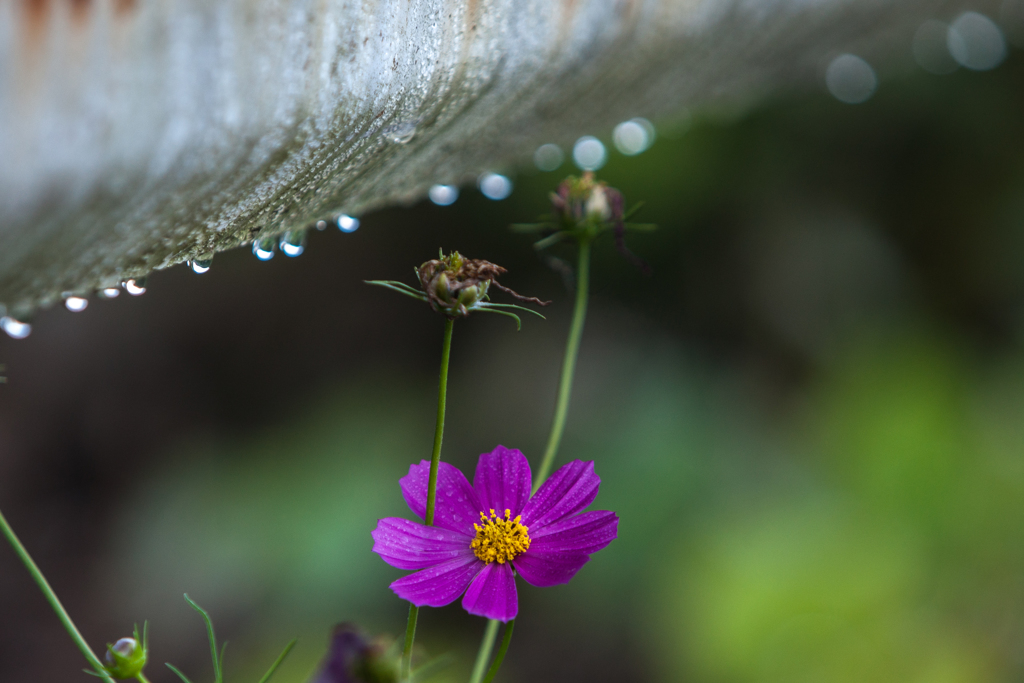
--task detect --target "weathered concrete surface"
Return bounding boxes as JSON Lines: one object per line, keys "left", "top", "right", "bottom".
{"left": 0, "top": 0, "right": 1005, "bottom": 315}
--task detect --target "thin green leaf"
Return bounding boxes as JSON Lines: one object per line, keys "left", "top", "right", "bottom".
{"left": 365, "top": 279, "right": 424, "bottom": 294}
{"left": 410, "top": 652, "right": 454, "bottom": 682}
{"left": 532, "top": 232, "right": 569, "bottom": 251}
{"left": 475, "top": 307, "right": 522, "bottom": 330}
{"left": 220, "top": 641, "right": 229, "bottom": 671}
{"left": 183, "top": 594, "right": 221, "bottom": 683}
{"left": 477, "top": 303, "right": 546, "bottom": 319}
{"left": 364, "top": 280, "right": 428, "bottom": 302}
{"left": 622, "top": 201, "right": 646, "bottom": 221}
{"left": 165, "top": 663, "right": 195, "bottom": 683}
{"left": 257, "top": 639, "right": 298, "bottom": 683}
{"left": 83, "top": 668, "right": 109, "bottom": 678}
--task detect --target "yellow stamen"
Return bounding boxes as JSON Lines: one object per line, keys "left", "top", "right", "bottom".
{"left": 471, "top": 508, "right": 531, "bottom": 564}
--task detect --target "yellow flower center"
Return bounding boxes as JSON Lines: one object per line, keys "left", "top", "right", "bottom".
{"left": 471, "top": 509, "right": 531, "bottom": 564}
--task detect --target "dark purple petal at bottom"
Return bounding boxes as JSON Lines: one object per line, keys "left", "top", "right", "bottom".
{"left": 390, "top": 555, "right": 483, "bottom": 607}
{"left": 529, "top": 510, "right": 618, "bottom": 555}
{"left": 462, "top": 562, "right": 518, "bottom": 622}
{"left": 372, "top": 517, "right": 473, "bottom": 570}
{"left": 308, "top": 624, "right": 369, "bottom": 683}
{"left": 514, "top": 550, "right": 591, "bottom": 587}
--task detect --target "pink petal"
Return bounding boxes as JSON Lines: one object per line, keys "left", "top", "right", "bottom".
{"left": 472, "top": 446, "right": 532, "bottom": 518}
{"left": 372, "top": 517, "right": 474, "bottom": 570}
{"left": 529, "top": 510, "right": 618, "bottom": 555}
{"left": 461, "top": 562, "right": 518, "bottom": 622}
{"left": 390, "top": 555, "right": 484, "bottom": 607}
{"left": 513, "top": 550, "right": 591, "bottom": 587}
{"left": 400, "top": 460, "right": 481, "bottom": 534}
{"left": 520, "top": 460, "right": 599, "bottom": 530}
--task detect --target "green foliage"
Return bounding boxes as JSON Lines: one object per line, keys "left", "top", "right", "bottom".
{"left": 166, "top": 595, "right": 296, "bottom": 683}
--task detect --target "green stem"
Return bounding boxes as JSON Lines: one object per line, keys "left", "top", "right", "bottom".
{"left": 425, "top": 317, "right": 455, "bottom": 525}
{"left": 0, "top": 508, "right": 116, "bottom": 683}
{"left": 534, "top": 238, "right": 591, "bottom": 492}
{"left": 401, "top": 604, "right": 419, "bottom": 681}
{"left": 481, "top": 620, "right": 514, "bottom": 683}
{"left": 467, "top": 619, "right": 500, "bottom": 683}
{"left": 401, "top": 316, "right": 455, "bottom": 679}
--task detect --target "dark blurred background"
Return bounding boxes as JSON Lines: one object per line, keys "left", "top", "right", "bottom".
{"left": 2, "top": 50, "right": 1024, "bottom": 683}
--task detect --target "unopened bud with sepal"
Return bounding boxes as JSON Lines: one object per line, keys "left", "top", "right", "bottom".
{"left": 90, "top": 623, "right": 148, "bottom": 680}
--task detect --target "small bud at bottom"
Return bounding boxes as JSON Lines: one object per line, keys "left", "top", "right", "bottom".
{"left": 104, "top": 636, "right": 147, "bottom": 679}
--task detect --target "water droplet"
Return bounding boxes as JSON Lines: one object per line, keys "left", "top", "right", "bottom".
{"left": 948, "top": 12, "right": 1006, "bottom": 70}
{"left": 825, "top": 54, "right": 877, "bottom": 104}
{"left": 64, "top": 296, "right": 88, "bottom": 312}
{"left": 384, "top": 120, "right": 417, "bottom": 144}
{"left": 428, "top": 184, "right": 459, "bottom": 206}
{"left": 315, "top": 220, "right": 328, "bottom": 231}
{"left": 479, "top": 173, "right": 513, "bottom": 200}
{"left": 253, "top": 236, "right": 276, "bottom": 261}
{"left": 613, "top": 118, "right": 655, "bottom": 155}
{"left": 1, "top": 316, "right": 31, "bottom": 339}
{"left": 98, "top": 288, "right": 120, "bottom": 299}
{"left": 124, "top": 278, "right": 147, "bottom": 296}
{"left": 338, "top": 215, "right": 360, "bottom": 233}
{"left": 189, "top": 252, "right": 214, "bottom": 274}
{"left": 452, "top": 514, "right": 462, "bottom": 522}
{"left": 280, "top": 230, "right": 306, "bottom": 257}
{"left": 573, "top": 136, "right": 607, "bottom": 171}
{"left": 534, "top": 143, "right": 564, "bottom": 172}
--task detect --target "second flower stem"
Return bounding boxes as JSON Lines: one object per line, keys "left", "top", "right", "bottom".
{"left": 401, "top": 316, "right": 455, "bottom": 680}
{"left": 468, "top": 618, "right": 500, "bottom": 683}
{"left": 534, "top": 238, "right": 591, "bottom": 493}
{"left": 0, "top": 508, "right": 116, "bottom": 683}
{"left": 469, "top": 238, "right": 595, "bottom": 683}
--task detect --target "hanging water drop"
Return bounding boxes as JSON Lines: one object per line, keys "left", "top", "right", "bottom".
{"left": 338, "top": 215, "right": 360, "bottom": 232}
{"left": 124, "top": 278, "right": 147, "bottom": 296}
{"left": 190, "top": 252, "right": 214, "bottom": 274}
{"left": 98, "top": 287, "right": 120, "bottom": 299}
{"left": 315, "top": 220, "right": 328, "bottom": 231}
{"left": 280, "top": 230, "right": 306, "bottom": 257}
{"left": 64, "top": 295, "right": 88, "bottom": 312}
{"left": 1, "top": 316, "right": 31, "bottom": 339}
{"left": 253, "top": 236, "right": 276, "bottom": 260}
{"left": 384, "top": 120, "right": 417, "bottom": 144}
{"left": 429, "top": 185, "right": 459, "bottom": 206}
{"left": 478, "top": 173, "right": 513, "bottom": 200}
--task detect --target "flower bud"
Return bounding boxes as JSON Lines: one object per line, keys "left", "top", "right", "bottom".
{"left": 457, "top": 280, "right": 489, "bottom": 308}
{"left": 311, "top": 624, "right": 399, "bottom": 683}
{"left": 551, "top": 172, "right": 622, "bottom": 230}
{"left": 418, "top": 251, "right": 507, "bottom": 317}
{"left": 585, "top": 185, "right": 611, "bottom": 220}
{"left": 104, "top": 636, "right": 147, "bottom": 679}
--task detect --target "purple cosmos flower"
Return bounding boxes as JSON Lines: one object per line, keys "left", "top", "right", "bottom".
{"left": 371, "top": 445, "right": 618, "bottom": 622}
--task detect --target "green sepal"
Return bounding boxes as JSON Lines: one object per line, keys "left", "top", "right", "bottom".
{"left": 165, "top": 662, "right": 195, "bottom": 683}
{"left": 183, "top": 594, "right": 223, "bottom": 683}
{"left": 474, "top": 307, "right": 523, "bottom": 330}
{"left": 257, "top": 639, "right": 297, "bottom": 683}
{"left": 365, "top": 280, "right": 429, "bottom": 302}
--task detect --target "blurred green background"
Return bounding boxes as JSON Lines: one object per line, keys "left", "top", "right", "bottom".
{"left": 2, "top": 50, "right": 1024, "bottom": 683}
